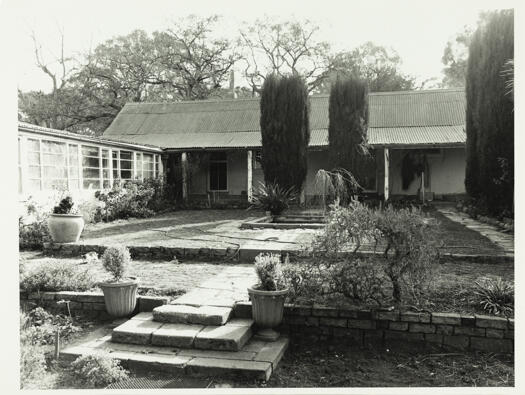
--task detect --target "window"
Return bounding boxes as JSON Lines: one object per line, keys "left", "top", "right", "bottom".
{"left": 27, "top": 138, "right": 42, "bottom": 191}
{"left": 135, "top": 153, "right": 143, "bottom": 180}
{"left": 143, "top": 153, "right": 154, "bottom": 179}
{"left": 102, "top": 149, "right": 111, "bottom": 188}
{"left": 68, "top": 144, "right": 80, "bottom": 189}
{"left": 18, "top": 138, "right": 22, "bottom": 193}
{"left": 209, "top": 152, "right": 227, "bottom": 191}
{"left": 254, "top": 150, "right": 262, "bottom": 169}
{"left": 119, "top": 151, "right": 133, "bottom": 180}
{"left": 154, "top": 155, "right": 160, "bottom": 177}
{"left": 41, "top": 140, "right": 67, "bottom": 190}
{"left": 82, "top": 145, "right": 100, "bottom": 189}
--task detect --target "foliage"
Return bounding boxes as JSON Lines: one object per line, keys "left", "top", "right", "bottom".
{"left": 254, "top": 253, "right": 286, "bottom": 291}
{"left": 95, "top": 178, "right": 170, "bottom": 221}
{"left": 20, "top": 262, "right": 96, "bottom": 293}
{"left": 319, "top": 42, "right": 415, "bottom": 93}
{"left": 249, "top": 182, "right": 297, "bottom": 216}
{"left": 69, "top": 355, "right": 129, "bottom": 388}
{"left": 21, "top": 307, "right": 82, "bottom": 345}
{"left": 101, "top": 246, "right": 131, "bottom": 282}
{"left": 239, "top": 17, "right": 332, "bottom": 93}
{"left": 441, "top": 26, "right": 473, "bottom": 88}
{"left": 19, "top": 312, "right": 47, "bottom": 389}
{"left": 52, "top": 196, "right": 77, "bottom": 214}
{"left": 474, "top": 277, "right": 514, "bottom": 316}
{"left": 328, "top": 76, "right": 370, "bottom": 196}
{"left": 465, "top": 9, "right": 514, "bottom": 216}
{"left": 259, "top": 73, "right": 310, "bottom": 192}
{"left": 19, "top": 198, "right": 50, "bottom": 249}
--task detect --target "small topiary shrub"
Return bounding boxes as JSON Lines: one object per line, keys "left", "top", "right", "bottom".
{"left": 101, "top": 246, "right": 131, "bottom": 282}
{"left": 20, "top": 262, "right": 95, "bottom": 293}
{"left": 53, "top": 196, "right": 77, "bottom": 214}
{"left": 254, "top": 253, "right": 285, "bottom": 291}
{"left": 69, "top": 354, "right": 129, "bottom": 388}
{"left": 474, "top": 277, "right": 514, "bottom": 316}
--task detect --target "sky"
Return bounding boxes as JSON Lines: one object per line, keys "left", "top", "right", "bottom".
{"left": 4, "top": 0, "right": 518, "bottom": 92}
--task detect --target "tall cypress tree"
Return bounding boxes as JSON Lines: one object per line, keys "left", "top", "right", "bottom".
{"left": 328, "top": 76, "right": 369, "bottom": 191}
{"left": 259, "top": 74, "right": 310, "bottom": 192}
{"left": 465, "top": 10, "right": 513, "bottom": 214}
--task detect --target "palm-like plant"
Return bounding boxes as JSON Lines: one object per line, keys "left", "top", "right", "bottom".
{"left": 249, "top": 182, "right": 297, "bottom": 216}
{"left": 474, "top": 277, "right": 514, "bottom": 316}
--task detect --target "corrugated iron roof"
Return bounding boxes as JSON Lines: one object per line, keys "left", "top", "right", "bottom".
{"left": 103, "top": 88, "right": 465, "bottom": 149}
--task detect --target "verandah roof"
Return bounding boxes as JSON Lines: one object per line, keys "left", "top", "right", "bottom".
{"left": 103, "top": 88, "right": 466, "bottom": 150}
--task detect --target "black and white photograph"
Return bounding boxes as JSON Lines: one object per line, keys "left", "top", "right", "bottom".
{"left": 3, "top": 0, "right": 519, "bottom": 391}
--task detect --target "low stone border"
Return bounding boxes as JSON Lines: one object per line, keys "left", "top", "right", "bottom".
{"left": 240, "top": 217, "right": 324, "bottom": 230}
{"left": 20, "top": 291, "right": 169, "bottom": 320}
{"left": 234, "top": 302, "right": 514, "bottom": 353}
{"left": 42, "top": 242, "right": 513, "bottom": 264}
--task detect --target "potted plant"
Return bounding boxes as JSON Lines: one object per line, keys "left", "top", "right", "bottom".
{"left": 247, "top": 253, "right": 289, "bottom": 341}
{"left": 249, "top": 182, "right": 297, "bottom": 221}
{"left": 47, "top": 196, "right": 84, "bottom": 243}
{"left": 99, "top": 246, "right": 139, "bottom": 317}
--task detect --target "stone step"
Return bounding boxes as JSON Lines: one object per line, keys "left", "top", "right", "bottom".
{"left": 61, "top": 329, "right": 289, "bottom": 381}
{"left": 112, "top": 313, "right": 253, "bottom": 352}
{"left": 153, "top": 304, "right": 233, "bottom": 326}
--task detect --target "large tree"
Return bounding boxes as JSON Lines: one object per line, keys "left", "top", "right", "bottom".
{"left": 319, "top": 42, "right": 415, "bottom": 93}
{"left": 441, "top": 27, "right": 473, "bottom": 88}
{"left": 239, "top": 18, "right": 332, "bottom": 94}
{"left": 328, "top": 76, "right": 370, "bottom": 192}
{"left": 259, "top": 74, "right": 310, "bottom": 192}
{"left": 465, "top": 9, "right": 513, "bottom": 215}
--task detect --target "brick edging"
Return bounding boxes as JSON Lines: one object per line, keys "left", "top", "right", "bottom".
{"left": 234, "top": 302, "right": 514, "bottom": 353}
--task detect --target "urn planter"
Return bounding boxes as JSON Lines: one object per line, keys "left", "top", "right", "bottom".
{"left": 99, "top": 277, "right": 139, "bottom": 317}
{"left": 47, "top": 214, "right": 84, "bottom": 243}
{"left": 248, "top": 285, "right": 289, "bottom": 341}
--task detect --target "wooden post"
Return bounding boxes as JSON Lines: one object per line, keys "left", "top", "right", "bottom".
{"left": 384, "top": 148, "right": 390, "bottom": 202}
{"left": 181, "top": 152, "right": 188, "bottom": 201}
{"left": 54, "top": 330, "right": 60, "bottom": 360}
{"left": 247, "top": 150, "right": 253, "bottom": 202}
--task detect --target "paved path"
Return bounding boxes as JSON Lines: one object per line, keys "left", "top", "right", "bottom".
{"left": 435, "top": 206, "right": 514, "bottom": 257}
{"left": 171, "top": 265, "right": 258, "bottom": 308}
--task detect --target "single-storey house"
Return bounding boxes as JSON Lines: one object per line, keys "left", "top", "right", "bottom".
{"left": 102, "top": 88, "right": 467, "bottom": 203}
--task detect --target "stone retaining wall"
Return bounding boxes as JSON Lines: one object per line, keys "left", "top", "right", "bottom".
{"left": 20, "top": 291, "right": 169, "bottom": 320}
{"left": 234, "top": 302, "right": 514, "bottom": 353}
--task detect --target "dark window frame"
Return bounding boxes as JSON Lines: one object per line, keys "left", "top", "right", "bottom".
{"left": 208, "top": 151, "right": 228, "bottom": 192}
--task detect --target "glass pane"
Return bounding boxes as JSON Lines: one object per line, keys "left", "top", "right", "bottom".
{"left": 29, "top": 179, "right": 41, "bottom": 191}
{"left": 210, "top": 162, "right": 227, "bottom": 190}
{"left": 43, "top": 166, "right": 67, "bottom": 179}
{"left": 82, "top": 146, "right": 99, "bottom": 157}
{"left": 68, "top": 166, "right": 79, "bottom": 178}
{"left": 120, "top": 151, "right": 132, "bottom": 160}
{"left": 82, "top": 156, "right": 100, "bottom": 167}
{"left": 102, "top": 169, "right": 109, "bottom": 179}
{"left": 43, "top": 153, "right": 67, "bottom": 166}
{"left": 113, "top": 169, "right": 119, "bottom": 179}
{"left": 112, "top": 151, "right": 118, "bottom": 159}
{"left": 102, "top": 149, "right": 109, "bottom": 159}
{"left": 83, "top": 179, "right": 100, "bottom": 189}
{"left": 27, "top": 139, "right": 40, "bottom": 152}
{"left": 69, "top": 179, "right": 79, "bottom": 189}
{"left": 120, "top": 160, "right": 132, "bottom": 170}
{"left": 69, "top": 145, "right": 79, "bottom": 162}
{"left": 102, "top": 158, "right": 109, "bottom": 168}
{"left": 28, "top": 152, "right": 40, "bottom": 165}
{"left": 143, "top": 153, "right": 153, "bottom": 162}
{"left": 43, "top": 179, "right": 68, "bottom": 190}
{"left": 83, "top": 168, "right": 100, "bottom": 178}
{"left": 28, "top": 165, "right": 41, "bottom": 178}
{"left": 120, "top": 170, "right": 132, "bottom": 179}
{"left": 42, "top": 140, "right": 66, "bottom": 154}
{"left": 103, "top": 180, "right": 111, "bottom": 188}
{"left": 143, "top": 170, "right": 154, "bottom": 179}
{"left": 112, "top": 159, "right": 118, "bottom": 168}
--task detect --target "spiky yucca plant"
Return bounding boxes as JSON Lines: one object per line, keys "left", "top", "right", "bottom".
{"left": 249, "top": 182, "right": 297, "bottom": 216}
{"left": 474, "top": 277, "right": 514, "bottom": 316}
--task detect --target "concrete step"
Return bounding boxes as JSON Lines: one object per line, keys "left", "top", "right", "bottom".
{"left": 153, "top": 304, "right": 232, "bottom": 326}
{"left": 61, "top": 328, "right": 288, "bottom": 381}
{"left": 112, "top": 313, "right": 253, "bottom": 352}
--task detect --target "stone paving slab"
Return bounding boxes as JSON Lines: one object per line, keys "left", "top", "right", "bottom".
{"left": 153, "top": 304, "right": 232, "bottom": 326}
{"left": 436, "top": 207, "right": 514, "bottom": 256}
{"left": 112, "top": 319, "right": 163, "bottom": 345}
{"left": 152, "top": 323, "right": 205, "bottom": 348}
{"left": 194, "top": 321, "right": 253, "bottom": 352}
{"left": 61, "top": 331, "right": 288, "bottom": 381}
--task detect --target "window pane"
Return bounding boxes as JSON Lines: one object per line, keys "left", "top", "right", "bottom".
{"left": 120, "top": 151, "right": 132, "bottom": 160}
{"left": 83, "top": 179, "right": 100, "bottom": 189}
{"left": 121, "top": 170, "right": 132, "bottom": 179}
{"left": 43, "top": 179, "right": 67, "bottom": 190}
{"left": 120, "top": 160, "right": 132, "bottom": 170}
{"left": 113, "top": 169, "right": 119, "bottom": 179}
{"left": 102, "top": 169, "right": 110, "bottom": 179}
{"left": 82, "top": 156, "right": 100, "bottom": 167}
{"left": 83, "top": 168, "right": 100, "bottom": 178}
{"left": 69, "top": 166, "right": 78, "bottom": 179}
{"left": 42, "top": 140, "right": 66, "bottom": 154}
{"left": 29, "top": 179, "right": 41, "bottom": 191}
{"left": 69, "top": 144, "right": 78, "bottom": 163}
{"left": 210, "top": 162, "right": 227, "bottom": 190}
{"left": 28, "top": 166, "right": 41, "bottom": 178}
{"left": 82, "top": 146, "right": 99, "bottom": 157}
{"left": 43, "top": 166, "right": 67, "bottom": 179}
{"left": 112, "top": 151, "right": 118, "bottom": 159}
{"left": 43, "top": 153, "right": 67, "bottom": 166}
{"left": 28, "top": 152, "right": 40, "bottom": 165}
{"left": 103, "top": 180, "right": 111, "bottom": 188}
{"left": 27, "top": 139, "right": 40, "bottom": 152}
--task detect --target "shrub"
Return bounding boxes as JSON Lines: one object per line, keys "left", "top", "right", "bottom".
{"left": 101, "top": 246, "right": 131, "bottom": 282}
{"left": 474, "top": 277, "right": 514, "bottom": 316}
{"left": 21, "top": 307, "right": 81, "bottom": 345}
{"left": 53, "top": 196, "right": 77, "bottom": 214}
{"left": 249, "top": 182, "right": 297, "bottom": 216}
{"left": 20, "top": 313, "right": 47, "bottom": 389}
{"left": 254, "top": 253, "right": 285, "bottom": 291}
{"left": 19, "top": 198, "right": 50, "bottom": 249}
{"left": 69, "top": 355, "right": 129, "bottom": 388}
{"left": 20, "top": 262, "right": 95, "bottom": 293}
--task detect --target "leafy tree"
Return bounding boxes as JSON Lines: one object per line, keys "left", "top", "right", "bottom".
{"left": 465, "top": 9, "right": 513, "bottom": 215}
{"left": 441, "top": 27, "right": 473, "bottom": 88}
{"left": 328, "top": 76, "right": 370, "bottom": 195}
{"left": 259, "top": 74, "right": 310, "bottom": 192}
{"left": 319, "top": 42, "right": 415, "bottom": 93}
{"left": 239, "top": 18, "right": 332, "bottom": 94}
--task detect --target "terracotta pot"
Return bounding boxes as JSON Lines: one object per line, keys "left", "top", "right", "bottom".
{"left": 99, "top": 278, "right": 139, "bottom": 317}
{"left": 47, "top": 214, "right": 84, "bottom": 243}
{"left": 248, "top": 285, "right": 289, "bottom": 341}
